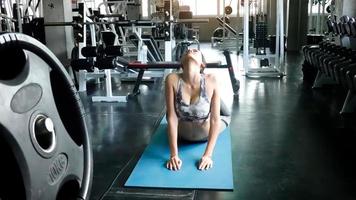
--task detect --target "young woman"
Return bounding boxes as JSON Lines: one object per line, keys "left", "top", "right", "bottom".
{"left": 165, "top": 48, "right": 231, "bottom": 171}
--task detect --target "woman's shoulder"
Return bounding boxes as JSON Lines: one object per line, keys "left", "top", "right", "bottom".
{"left": 165, "top": 73, "right": 181, "bottom": 85}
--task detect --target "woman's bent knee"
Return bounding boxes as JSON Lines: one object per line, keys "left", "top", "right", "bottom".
{"left": 219, "top": 116, "right": 231, "bottom": 133}
{"left": 220, "top": 100, "right": 231, "bottom": 116}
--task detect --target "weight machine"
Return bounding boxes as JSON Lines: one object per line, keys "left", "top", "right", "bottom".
{"left": 0, "top": 0, "right": 42, "bottom": 33}
{"left": 43, "top": 1, "right": 157, "bottom": 103}
{"left": 211, "top": 0, "right": 239, "bottom": 50}
{"left": 242, "top": 0, "right": 285, "bottom": 78}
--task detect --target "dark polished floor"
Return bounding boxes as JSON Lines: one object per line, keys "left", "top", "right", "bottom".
{"left": 82, "top": 46, "right": 356, "bottom": 200}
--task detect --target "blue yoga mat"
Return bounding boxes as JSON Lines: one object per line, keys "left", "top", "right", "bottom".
{"left": 124, "top": 117, "right": 234, "bottom": 190}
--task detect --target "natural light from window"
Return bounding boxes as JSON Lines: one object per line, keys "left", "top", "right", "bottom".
{"left": 308, "top": 1, "right": 331, "bottom": 14}
{"left": 88, "top": 0, "right": 253, "bottom": 18}
{"left": 142, "top": 0, "right": 148, "bottom": 18}
{"left": 179, "top": 0, "right": 238, "bottom": 16}
{"left": 196, "top": 0, "right": 218, "bottom": 16}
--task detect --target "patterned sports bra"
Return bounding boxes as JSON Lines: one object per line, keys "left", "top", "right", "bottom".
{"left": 175, "top": 74, "right": 211, "bottom": 122}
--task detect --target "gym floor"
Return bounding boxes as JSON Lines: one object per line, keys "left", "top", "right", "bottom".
{"left": 82, "top": 44, "right": 356, "bottom": 200}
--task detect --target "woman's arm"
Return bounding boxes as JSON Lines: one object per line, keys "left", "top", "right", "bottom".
{"left": 199, "top": 75, "right": 221, "bottom": 170}
{"left": 165, "top": 74, "right": 182, "bottom": 170}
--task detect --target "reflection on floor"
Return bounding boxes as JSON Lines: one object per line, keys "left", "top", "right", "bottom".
{"left": 82, "top": 44, "right": 356, "bottom": 200}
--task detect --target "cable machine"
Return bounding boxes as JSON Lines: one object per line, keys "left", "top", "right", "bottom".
{"left": 242, "top": 0, "right": 285, "bottom": 78}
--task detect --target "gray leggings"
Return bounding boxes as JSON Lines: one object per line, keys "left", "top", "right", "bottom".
{"left": 220, "top": 100, "right": 231, "bottom": 128}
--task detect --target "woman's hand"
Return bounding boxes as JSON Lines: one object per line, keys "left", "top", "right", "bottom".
{"left": 166, "top": 155, "right": 182, "bottom": 170}
{"left": 198, "top": 155, "right": 213, "bottom": 170}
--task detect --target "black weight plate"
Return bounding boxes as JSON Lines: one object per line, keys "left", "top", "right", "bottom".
{"left": 0, "top": 33, "right": 92, "bottom": 200}
{"left": 225, "top": 6, "right": 233, "bottom": 15}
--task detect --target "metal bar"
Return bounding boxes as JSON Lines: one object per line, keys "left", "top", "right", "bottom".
{"left": 105, "top": 69, "right": 113, "bottom": 97}
{"left": 15, "top": 0, "right": 22, "bottom": 33}
{"left": 177, "top": 18, "right": 209, "bottom": 23}
{"left": 95, "top": 13, "right": 126, "bottom": 18}
{"left": 321, "top": 0, "right": 326, "bottom": 33}
{"left": 216, "top": 17, "right": 237, "bottom": 35}
{"left": 44, "top": 22, "right": 74, "bottom": 26}
{"left": 7, "top": 0, "right": 13, "bottom": 18}
{"left": 309, "top": 0, "right": 313, "bottom": 31}
{"left": 0, "top": 13, "right": 17, "bottom": 21}
{"left": 133, "top": 26, "right": 143, "bottom": 61}
{"left": 131, "top": 69, "right": 145, "bottom": 96}
{"left": 276, "top": 0, "right": 280, "bottom": 67}
{"left": 223, "top": 50, "right": 239, "bottom": 94}
{"left": 317, "top": 1, "right": 321, "bottom": 33}
{"left": 279, "top": 0, "right": 284, "bottom": 69}
{"left": 127, "top": 62, "right": 226, "bottom": 69}
{"left": 38, "top": 0, "right": 43, "bottom": 17}
{"left": 169, "top": 0, "right": 173, "bottom": 42}
{"left": 243, "top": 0, "right": 249, "bottom": 73}
{"left": 89, "top": 24, "right": 96, "bottom": 47}
{"left": 79, "top": 2, "right": 87, "bottom": 59}
{"left": 222, "top": 0, "right": 226, "bottom": 42}
{"left": 44, "top": 20, "right": 154, "bottom": 26}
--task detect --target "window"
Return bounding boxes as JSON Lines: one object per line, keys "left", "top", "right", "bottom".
{"left": 196, "top": 0, "right": 218, "bottom": 16}
{"left": 89, "top": 0, "right": 244, "bottom": 18}
{"left": 179, "top": 0, "right": 228, "bottom": 16}
{"left": 175, "top": 0, "right": 267, "bottom": 17}
{"left": 142, "top": 0, "right": 148, "bottom": 18}
{"left": 308, "top": 0, "right": 331, "bottom": 14}
{"left": 237, "top": 0, "right": 267, "bottom": 17}
{"left": 179, "top": 0, "right": 197, "bottom": 15}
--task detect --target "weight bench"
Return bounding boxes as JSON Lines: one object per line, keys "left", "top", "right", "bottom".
{"left": 126, "top": 50, "right": 239, "bottom": 98}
